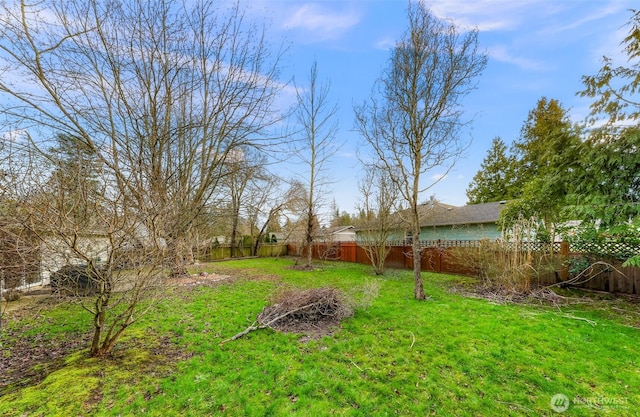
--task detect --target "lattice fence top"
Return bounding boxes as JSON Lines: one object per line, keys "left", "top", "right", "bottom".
{"left": 569, "top": 241, "right": 639, "bottom": 260}
{"left": 372, "top": 239, "right": 639, "bottom": 258}
{"left": 415, "top": 239, "right": 560, "bottom": 251}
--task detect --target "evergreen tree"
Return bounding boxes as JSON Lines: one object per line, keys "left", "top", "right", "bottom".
{"left": 45, "top": 134, "right": 103, "bottom": 229}
{"left": 511, "top": 97, "right": 578, "bottom": 193}
{"left": 500, "top": 98, "right": 582, "bottom": 243}
{"left": 466, "top": 137, "right": 516, "bottom": 204}
{"left": 570, "top": 126, "right": 640, "bottom": 228}
{"left": 580, "top": 9, "right": 640, "bottom": 127}
{"left": 575, "top": 9, "right": 640, "bottom": 228}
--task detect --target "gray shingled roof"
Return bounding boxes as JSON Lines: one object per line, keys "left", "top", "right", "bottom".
{"left": 417, "top": 201, "right": 506, "bottom": 227}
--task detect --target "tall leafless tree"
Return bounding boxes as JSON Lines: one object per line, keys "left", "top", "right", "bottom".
{"left": 292, "top": 62, "right": 340, "bottom": 268}
{"left": 354, "top": 3, "right": 486, "bottom": 299}
{"left": 218, "top": 147, "right": 267, "bottom": 258}
{"left": 356, "top": 166, "right": 402, "bottom": 275}
{"left": 247, "top": 178, "right": 307, "bottom": 256}
{"left": 0, "top": 0, "right": 283, "bottom": 356}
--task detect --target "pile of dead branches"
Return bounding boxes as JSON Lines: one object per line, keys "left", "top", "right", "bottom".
{"left": 452, "top": 284, "right": 571, "bottom": 306}
{"left": 220, "top": 286, "right": 354, "bottom": 344}
{"left": 259, "top": 286, "right": 353, "bottom": 329}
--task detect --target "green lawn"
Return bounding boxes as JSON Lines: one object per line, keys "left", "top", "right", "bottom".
{"left": 1, "top": 258, "right": 638, "bottom": 416}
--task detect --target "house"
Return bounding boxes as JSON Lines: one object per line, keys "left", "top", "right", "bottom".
{"left": 286, "top": 222, "right": 356, "bottom": 245}
{"left": 40, "top": 233, "right": 112, "bottom": 284}
{"left": 363, "top": 201, "right": 506, "bottom": 244}
{"left": 322, "top": 225, "right": 356, "bottom": 242}
{"left": 0, "top": 229, "right": 112, "bottom": 291}
{"left": 317, "top": 225, "right": 357, "bottom": 243}
{"left": 411, "top": 201, "right": 506, "bottom": 241}
{"left": 311, "top": 225, "right": 357, "bottom": 243}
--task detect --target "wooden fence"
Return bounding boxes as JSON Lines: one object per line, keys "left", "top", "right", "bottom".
{"left": 196, "top": 243, "right": 288, "bottom": 263}
{"left": 292, "top": 240, "right": 640, "bottom": 295}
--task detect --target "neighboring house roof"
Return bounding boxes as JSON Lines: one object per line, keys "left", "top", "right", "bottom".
{"left": 418, "top": 201, "right": 506, "bottom": 227}
{"left": 326, "top": 225, "right": 355, "bottom": 235}
{"left": 318, "top": 225, "right": 356, "bottom": 242}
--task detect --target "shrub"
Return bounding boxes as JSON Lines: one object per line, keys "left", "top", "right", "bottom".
{"left": 50, "top": 264, "right": 110, "bottom": 296}
{"left": 3, "top": 289, "right": 22, "bottom": 302}
{"left": 449, "top": 239, "right": 556, "bottom": 293}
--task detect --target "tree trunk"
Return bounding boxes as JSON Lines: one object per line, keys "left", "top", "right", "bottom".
{"left": 230, "top": 223, "right": 238, "bottom": 258}
{"left": 412, "top": 223, "right": 425, "bottom": 300}
{"left": 253, "top": 221, "right": 269, "bottom": 256}
{"left": 167, "top": 237, "right": 189, "bottom": 277}
{"left": 89, "top": 289, "right": 110, "bottom": 356}
{"left": 90, "top": 311, "right": 104, "bottom": 356}
{"left": 305, "top": 207, "right": 314, "bottom": 268}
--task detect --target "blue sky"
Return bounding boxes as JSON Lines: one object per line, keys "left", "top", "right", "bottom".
{"left": 251, "top": 0, "right": 633, "bottom": 218}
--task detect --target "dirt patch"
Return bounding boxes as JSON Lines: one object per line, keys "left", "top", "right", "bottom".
{"left": 2, "top": 286, "right": 53, "bottom": 314}
{"left": 0, "top": 301, "right": 92, "bottom": 396}
{"left": 169, "top": 272, "right": 231, "bottom": 287}
{"left": 272, "top": 316, "right": 343, "bottom": 341}
{"left": 0, "top": 279, "right": 208, "bottom": 397}
{"left": 287, "top": 264, "right": 316, "bottom": 271}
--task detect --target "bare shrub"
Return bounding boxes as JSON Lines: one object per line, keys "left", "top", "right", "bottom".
{"left": 347, "top": 279, "right": 381, "bottom": 311}
{"left": 3, "top": 290, "right": 22, "bottom": 302}
{"left": 449, "top": 239, "right": 556, "bottom": 294}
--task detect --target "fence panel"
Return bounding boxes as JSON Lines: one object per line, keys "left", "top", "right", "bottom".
{"left": 421, "top": 247, "right": 441, "bottom": 272}
{"left": 613, "top": 266, "right": 635, "bottom": 294}
{"left": 339, "top": 242, "right": 358, "bottom": 263}
{"left": 384, "top": 246, "right": 409, "bottom": 269}
{"left": 197, "top": 243, "right": 288, "bottom": 262}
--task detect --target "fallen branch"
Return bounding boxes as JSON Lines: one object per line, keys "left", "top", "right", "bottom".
{"left": 219, "top": 301, "right": 329, "bottom": 345}
{"left": 557, "top": 313, "right": 597, "bottom": 327}
{"left": 548, "top": 261, "right": 625, "bottom": 288}
{"left": 349, "top": 360, "right": 363, "bottom": 372}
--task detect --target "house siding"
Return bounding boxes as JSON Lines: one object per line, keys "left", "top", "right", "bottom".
{"left": 40, "top": 236, "right": 112, "bottom": 284}
{"left": 385, "top": 223, "right": 501, "bottom": 242}
{"left": 419, "top": 223, "right": 501, "bottom": 241}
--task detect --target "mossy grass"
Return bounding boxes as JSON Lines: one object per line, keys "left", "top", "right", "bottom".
{"left": 1, "top": 258, "right": 638, "bottom": 416}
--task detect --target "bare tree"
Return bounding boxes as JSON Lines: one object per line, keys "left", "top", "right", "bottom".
{"left": 292, "top": 62, "right": 340, "bottom": 269}
{"left": 1, "top": 132, "right": 170, "bottom": 356}
{"left": 248, "top": 178, "right": 307, "bottom": 256}
{"left": 354, "top": 3, "right": 486, "bottom": 299}
{"left": 356, "top": 166, "right": 402, "bottom": 275}
{"left": 0, "top": 0, "right": 283, "bottom": 356}
{"left": 218, "top": 147, "right": 267, "bottom": 258}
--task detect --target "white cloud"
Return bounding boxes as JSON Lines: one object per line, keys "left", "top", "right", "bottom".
{"left": 544, "top": 2, "right": 626, "bottom": 34}
{"left": 428, "top": 0, "right": 626, "bottom": 37}
{"left": 428, "top": 0, "right": 539, "bottom": 32}
{"left": 431, "top": 173, "right": 447, "bottom": 181}
{"left": 283, "top": 3, "right": 361, "bottom": 41}
{"left": 1, "top": 129, "right": 28, "bottom": 143}
{"left": 375, "top": 37, "right": 395, "bottom": 51}
{"left": 487, "top": 45, "right": 546, "bottom": 71}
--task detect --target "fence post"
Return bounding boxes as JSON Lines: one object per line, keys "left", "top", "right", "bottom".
{"left": 559, "top": 241, "right": 569, "bottom": 281}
